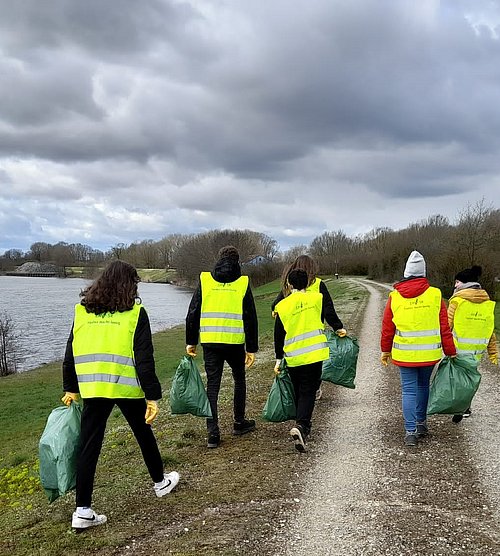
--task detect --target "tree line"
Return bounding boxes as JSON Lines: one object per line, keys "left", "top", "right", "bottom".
{"left": 1, "top": 200, "right": 499, "bottom": 297}
{"left": 1, "top": 200, "right": 498, "bottom": 376}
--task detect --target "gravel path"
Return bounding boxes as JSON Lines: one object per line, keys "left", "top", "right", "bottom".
{"left": 268, "top": 279, "right": 500, "bottom": 556}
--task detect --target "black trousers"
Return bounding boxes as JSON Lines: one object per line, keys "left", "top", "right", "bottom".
{"left": 202, "top": 344, "right": 247, "bottom": 435}
{"left": 287, "top": 361, "right": 323, "bottom": 436}
{"left": 76, "top": 398, "right": 164, "bottom": 507}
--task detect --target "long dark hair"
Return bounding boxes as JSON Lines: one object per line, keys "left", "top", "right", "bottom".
{"left": 80, "top": 261, "right": 140, "bottom": 315}
{"left": 281, "top": 255, "right": 318, "bottom": 295}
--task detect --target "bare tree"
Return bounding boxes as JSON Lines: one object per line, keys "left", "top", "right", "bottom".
{"left": 110, "top": 243, "right": 128, "bottom": 261}
{"left": 310, "top": 230, "right": 352, "bottom": 274}
{"left": 455, "top": 199, "right": 495, "bottom": 266}
{"left": 0, "top": 312, "right": 20, "bottom": 376}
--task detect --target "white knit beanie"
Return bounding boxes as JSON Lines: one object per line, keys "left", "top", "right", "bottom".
{"left": 404, "top": 250, "right": 426, "bottom": 278}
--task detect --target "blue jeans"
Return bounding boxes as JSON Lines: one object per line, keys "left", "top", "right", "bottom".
{"left": 398, "top": 365, "right": 434, "bottom": 433}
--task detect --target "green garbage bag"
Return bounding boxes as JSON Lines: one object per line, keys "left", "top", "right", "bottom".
{"left": 321, "top": 330, "right": 359, "bottom": 389}
{"left": 39, "top": 402, "right": 82, "bottom": 503}
{"left": 262, "top": 361, "right": 296, "bottom": 422}
{"left": 169, "top": 355, "right": 212, "bottom": 418}
{"left": 427, "top": 355, "right": 481, "bottom": 415}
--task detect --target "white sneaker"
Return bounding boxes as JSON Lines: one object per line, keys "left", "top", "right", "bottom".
{"left": 154, "top": 471, "right": 180, "bottom": 498}
{"left": 72, "top": 509, "right": 107, "bottom": 530}
{"left": 289, "top": 427, "right": 306, "bottom": 453}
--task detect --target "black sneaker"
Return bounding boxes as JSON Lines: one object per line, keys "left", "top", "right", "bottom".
{"left": 452, "top": 414, "right": 463, "bottom": 424}
{"left": 404, "top": 432, "right": 418, "bottom": 447}
{"left": 290, "top": 426, "right": 306, "bottom": 452}
{"left": 232, "top": 419, "right": 256, "bottom": 436}
{"left": 207, "top": 434, "right": 220, "bottom": 448}
{"left": 463, "top": 408, "right": 472, "bottom": 418}
{"left": 416, "top": 422, "right": 428, "bottom": 438}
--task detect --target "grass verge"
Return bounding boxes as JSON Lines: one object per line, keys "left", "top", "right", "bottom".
{"left": 0, "top": 277, "right": 368, "bottom": 556}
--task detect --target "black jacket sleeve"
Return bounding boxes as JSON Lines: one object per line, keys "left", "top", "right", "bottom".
{"left": 271, "top": 291, "right": 285, "bottom": 311}
{"left": 185, "top": 283, "right": 201, "bottom": 346}
{"left": 243, "top": 286, "right": 259, "bottom": 353}
{"left": 320, "top": 281, "right": 343, "bottom": 330}
{"left": 62, "top": 325, "right": 79, "bottom": 393}
{"left": 274, "top": 314, "right": 286, "bottom": 359}
{"left": 134, "top": 307, "right": 162, "bottom": 401}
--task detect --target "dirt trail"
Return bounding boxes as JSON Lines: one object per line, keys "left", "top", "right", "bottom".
{"left": 267, "top": 279, "right": 500, "bottom": 556}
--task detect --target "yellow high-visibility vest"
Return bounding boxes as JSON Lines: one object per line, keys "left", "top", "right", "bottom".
{"left": 452, "top": 297, "right": 495, "bottom": 360}
{"left": 275, "top": 290, "right": 329, "bottom": 367}
{"left": 200, "top": 272, "right": 248, "bottom": 344}
{"left": 72, "top": 303, "right": 144, "bottom": 399}
{"left": 307, "top": 277, "right": 321, "bottom": 293}
{"left": 390, "top": 287, "right": 443, "bottom": 363}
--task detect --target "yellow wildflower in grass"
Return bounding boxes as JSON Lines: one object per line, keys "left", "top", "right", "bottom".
{"left": 0, "top": 460, "right": 40, "bottom": 506}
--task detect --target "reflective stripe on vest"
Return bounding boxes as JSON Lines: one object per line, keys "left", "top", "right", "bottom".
{"left": 200, "top": 272, "right": 248, "bottom": 344}
{"left": 275, "top": 291, "right": 329, "bottom": 367}
{"left": 72, "top": 303, "right": 144, "bottom": 399}
{"left": 452, "top": 297, "right": 495, "bottom": 361}
{"left": 390, "top": 287, "right": 443, "bottom": 363}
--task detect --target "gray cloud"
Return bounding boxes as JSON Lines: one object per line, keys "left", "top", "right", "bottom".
{"left": 1, "top": 0, "right": 499, "bottom": 253}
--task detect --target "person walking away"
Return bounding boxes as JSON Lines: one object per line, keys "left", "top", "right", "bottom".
{"left": 271, "top": 255, "right": 346, "bottom": 400}
{"left": 273, "top": 269, "right": 335, "bottom": 452}
{"left": 185, "top": 246, "right": 258, "bottom": 448}
{"left": 380, "top": 251, "right": 456, "bottom": 447}
{"left": 62, "top": 260, "right": 179, "bottom": 531}
{"left": 448, "top": 265, "right": 497, "bottom": 423}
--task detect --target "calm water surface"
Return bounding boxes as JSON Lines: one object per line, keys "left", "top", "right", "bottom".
{"left": 0, "top": 276, "right": 193, "bottom": 371}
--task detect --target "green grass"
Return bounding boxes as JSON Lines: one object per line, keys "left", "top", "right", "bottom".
{"left": 0, "top": 277, "right": 370, "bottom": 556}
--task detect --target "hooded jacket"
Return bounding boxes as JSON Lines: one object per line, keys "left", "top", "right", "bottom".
{"left": 448, "top": 284, "right": 498, "bottom": 361}
{"left": 185, "top": 257, "right": 259, "bottom": 353}
{"left": 380, "top": 277, "right": 456, "bottom": 367}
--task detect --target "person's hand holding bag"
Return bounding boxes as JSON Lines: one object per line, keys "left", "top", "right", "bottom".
{"left": 61, "top": 392, "right": 80, "bottom": 406}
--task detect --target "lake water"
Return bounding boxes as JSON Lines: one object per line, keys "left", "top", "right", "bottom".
{"left": 0, "top": 276, "right": 193, "bottom": 371}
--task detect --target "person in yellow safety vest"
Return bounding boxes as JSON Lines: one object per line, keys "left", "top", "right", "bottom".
{"left": 185, "top": 246, "right": 259, "bottom": 449}
{"left": 274, "top": 268, "right": 344, "bottom": 452}
{"left": 448, "top": 265, "right": 498, "bottom": 424}
{"left": 380, "top": 251, "right": 457, "bottom": 447}
{"left": 271, "top": 254, "right": 345, "bottom": 401}
{"left": 62, "top": 261, "right": 179, "bottom": 531}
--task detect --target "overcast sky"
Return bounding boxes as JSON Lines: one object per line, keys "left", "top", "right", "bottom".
{"left": 1, "top": 0, "right": 499, "bottom": 254}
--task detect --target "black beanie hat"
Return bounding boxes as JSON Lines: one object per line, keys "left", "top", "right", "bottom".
{"left": 455, "top": 265, "right": 482, "bottom": 283}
